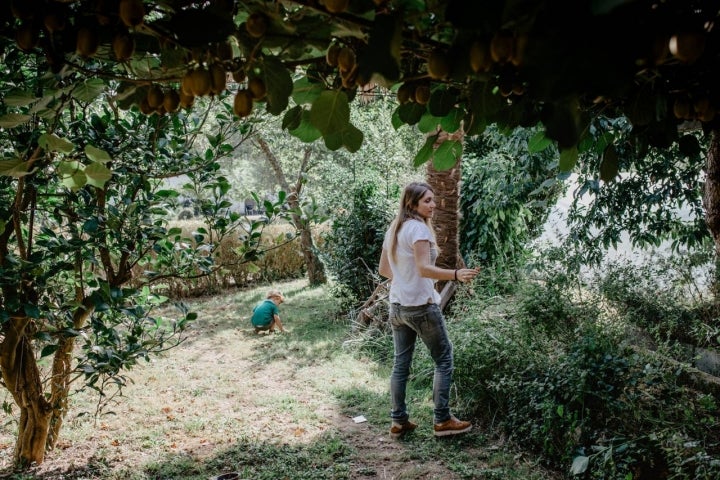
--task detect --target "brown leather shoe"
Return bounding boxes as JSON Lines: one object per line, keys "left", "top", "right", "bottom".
{"left": 433, "top": 415, "right": 471, "bottom": 437}
{"left": 389, "top": 420, "right": 418, "bottom": 438}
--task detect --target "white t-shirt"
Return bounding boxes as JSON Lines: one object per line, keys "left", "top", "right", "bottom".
{"left": 384, "top": 219, "right": 441, "bottom": 306}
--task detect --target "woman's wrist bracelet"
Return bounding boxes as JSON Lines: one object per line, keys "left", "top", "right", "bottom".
{"left": 454, "top": 269, "right": 458, "bottom": 281}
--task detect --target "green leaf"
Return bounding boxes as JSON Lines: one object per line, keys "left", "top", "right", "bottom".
{"left": 85, "top": 144, "right": 112, "bottom": 163}
{"left": 342, "top": 123, "right": 364, "bottom": 152}
{"left": 38, "top": 133, "right": 74, "bottom": 154}
{"left": 528, "top": 131, "right": 552, "bottom": 153}
{"left": 469, "top": 81, "right": 503, "bottom": 122}
{"left": 0, "top": 157, "right": 36, "bottom": 178}
{"left": 397, "top": 102, "right": 426, "bottom": 125}
{"left": 85, "top": 162, "right": 112, "bottom": 188}
{"left": 413, "top": 136, "right": 436, "bottom": 168}
{"left": 289, "top": 110, "right": 322, "bottom": 142}
{"left": 73, "top": 78, "right": 106, "bottom": 103}
{"left": 428, "top": 87, "right": 459, "bottom": 117}
{"left": 0, "top": 113, "right": 32, "bottom": 128}
{"left": 40, "top": 345, "right": 60, "bottom": 358}
{"left": 292, "top": 77, "right": 325, "bottom": 105}
{"left": 391, "top": 108, "right": 404, "bottom": 130}
{"left": 439, "top": 107, "right": 463, "bottom": 133}
{"left": 599, "top": 145, "right": 619, "bottom": 182}
{"left": 58, "top": 161, "right": 87, "bottom": 190}
{"left": 310, "top": 90, "right": 350, "bottom": 135}
{"left": 282, "top": 105, "right": 303, "bottom": 131}
{"left": 322, "top": 123, "right": 364, "bottom": 151}
{"left": 433, "top": 140, "right": 462, "bottom": 170}
{"left": 559, "top": 146, "right": 578, "bottom": 172}
{"left": 3, "top": 90, "right": 37, "bottom": 107}
{"left": 262, "top": 56, "right": 294, "bottom": 115}
{"left": 417, "top": 112, "right": 441, "bottom": 133}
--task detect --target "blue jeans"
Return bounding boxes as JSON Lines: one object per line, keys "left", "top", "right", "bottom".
{"left": 389, "top": 303, "right": 453, "bottom": 424}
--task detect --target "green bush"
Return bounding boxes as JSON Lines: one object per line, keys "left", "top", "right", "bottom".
{"left": 447, "top": 260, "right": 720, "bottom": 479}
{"left": 320, "top": 182, "right": 395, "bottom": 306}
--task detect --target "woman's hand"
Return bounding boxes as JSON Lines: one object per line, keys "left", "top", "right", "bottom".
{"left": 455, "top": 267, "right": 480, "bottom": 283}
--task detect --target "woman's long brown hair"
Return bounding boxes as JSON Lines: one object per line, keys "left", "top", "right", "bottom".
{"left": 387, "top": 182, "right": 437, "bottom": 261}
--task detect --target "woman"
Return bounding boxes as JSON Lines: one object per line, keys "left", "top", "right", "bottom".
{"left": 379, "top": 182, "right": 479, "bottom": 438}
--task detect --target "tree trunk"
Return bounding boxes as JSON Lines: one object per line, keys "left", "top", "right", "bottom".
{"left": 47, "top": 300, "right": 94, "bottom": 449}
{"left": 0, "top": 317, "right": 53, "bottom": 466}
{"left": 255, "top": 137, "right": 327, "bottom": 285}
{"left": 426, "top": 129, "right": 465, "bottom": 294}
{"left": 703, "top": 129, "right": 720, "bottom": 300}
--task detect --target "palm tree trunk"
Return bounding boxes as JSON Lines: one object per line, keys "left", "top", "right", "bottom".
{"left": 426, "top": 129, "right": 465, "bottom": 294}
{"left": 702, "top": 129, "right": 720, "bottom": 300}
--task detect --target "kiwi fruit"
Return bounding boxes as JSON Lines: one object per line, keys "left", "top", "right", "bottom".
{"left": 427, "top": 50, "right": 450, "bottom": 79}
{"left": 11, "top": 0, "right": 36, "bottom": 20}
{"left": 490, "top": 30, "right": 515, "bottom": 64}
{"left": 76, "top": 27, "right": 100, "bottom": 58}
{"left": 698, "top": 105, "right": 716, "bottom": 123}
{"left": 337, "top": 47, "right": 356, "bottom": 73}
{"left": 139, "top": 97, "right": 154, "bottom": 115}
{"left": 414, "top": 84, "right": 431, "bottom": 105}
{"left": 216, "top": 41, "right": 233, "bottom": 61}
{"left": 246, "top": 13, "right": 268, "bottom": 38}
{"left": 512, "top": 81, "right": 525, "bottom": 96}
{"left": 396, "top": 83, "right": 412, "bottom": 104}
{"left": 43, "top": 12, "right": 66, "bottom": 33}
{"left": 112, "top": 31, "right": 135, "bottom": 61}
{"left": 469, "top": 40, "right": 490, "bottom": 73}
{"left": 669, "top": 32, "right": 705, "bottom": 64}
{"left": 325, "top": 0, "right": 350, "bottom": 14}
{"left": 326, "top": 43, "right": 341, "bottom": 67}
{"left": 146, "top": 85, "right": 164, "bottom": 109}
{"left": 510, "top": 34, "right": 528, "bottom": 67}
{"left": 15, "top": 23, "right": 39, "bottom": 52}
{"left": 119, "top": 0, "right": 145, "bottom": 27}
{"left": 210, "top": 63, "right": 227, "bottom": 94}
{"left": 694, "top": 97, "right": 711, "bottom": 116}
{"left": 163, "top": 89, "right": 180, "bottom": 113}
{"left": 341, "top": 64, "right": 358, "bottom": 89}
{"left": 673, "top": 97, "right": 692, "bottom": 120}
{"left": 179, "top": 90, "right": 195, "bottom": 109}
{"left": 190, "top": 68, "right": 212, "bottom": 97}
{"left": 248, "top": 77, "right": 267, "bottom": 99}
{"left": 181, "top": 71, "right": 194, "bottom": 96}
{"left": 233, "top": 89, "right": 254, "bottom": 117}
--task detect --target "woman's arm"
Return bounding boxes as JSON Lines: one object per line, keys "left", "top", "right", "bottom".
{"left": 413, "top": 240, "right": 479, "bottom": 282}
{"left": 379, "top": 248, "right": 393, "bottom": 279}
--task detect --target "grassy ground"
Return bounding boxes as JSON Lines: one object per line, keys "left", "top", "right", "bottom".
{"left": 0, "top": 279, "right": 560, "bottom": 479}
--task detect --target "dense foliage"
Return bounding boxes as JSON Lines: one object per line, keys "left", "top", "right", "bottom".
{"left": 459, "top": 125, "right": 562, "bottom": 265}
{"left": 2, "top": 1, "right": 719, "bottom": 171}
{"left": 355, "top": 249, "right": 720, "bottom": 479}
{"left": 566, "top": 117, "right": 710, "bottom": 265}
{"left": 321, "top": 181, "right": 396, "bottom": 305}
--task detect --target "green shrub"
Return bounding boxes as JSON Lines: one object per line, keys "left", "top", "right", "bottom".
{"left": 320, "top": 182, "right": 395, "bottom": 306}
{"left": 448, "top": 258, "right": 720, "bottom": 479}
